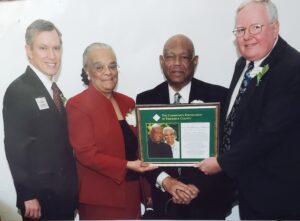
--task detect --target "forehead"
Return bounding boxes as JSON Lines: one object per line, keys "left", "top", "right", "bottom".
{"left": 236, "top": 3, "right": 269, "bottom": 26}
{"left": 164, "top": 38, "right": 193, "bottom": 55}
{"left": 152, "top": 127, "right": 162, "bottom": 132}
{"left": 164, "top": 130, "right": 174, "bottom": 135}
{"left": 88, "top": 48, "right": 116, "bottom": 64}
{"left": 32, "top": 30, "right": 61, "bottom": 46}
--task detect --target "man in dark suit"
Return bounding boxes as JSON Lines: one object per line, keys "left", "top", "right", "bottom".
{"left": 136, "top": 34, "right": 233, "bottom": 219}
{"left": 3, "top": 19, "right": 78, "bottom": 220}
{"left": 148, "top": 124, "right": 173, "bottom": 158}
{"left": 197, "top": 0, "right": 300, "bottom": 219}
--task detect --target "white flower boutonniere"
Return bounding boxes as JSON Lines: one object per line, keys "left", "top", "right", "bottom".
{"left": 125, "top": 109, "right": 136, "bottom": 127}
{"left": 60, "top": 94, "right": 67, "bottom": 106}
{"left": 191, "top": 99, "right": 204, "bottom": 104}
{"left": 249, "top": 64, "right": 269, "bottom": 86}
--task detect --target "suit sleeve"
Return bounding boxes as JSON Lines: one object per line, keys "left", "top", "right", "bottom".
{"left": 136, "top": 93, "right": 144, "bottom": 104}
{"left": 136, "top": 91, "right": 155, "bottom": 105}
{"left": 218, "top": 64, "right": 300, "bottom": 178}
{"left": 3, "top": 86, "right": 38, "bottom": 202}
{"left": 66, "top": 100, "right": 127, "bottom": 184}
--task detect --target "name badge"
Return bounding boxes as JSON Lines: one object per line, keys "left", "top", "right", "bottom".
{"left": 35, "top": 97, "right": 49, "bottom": 110}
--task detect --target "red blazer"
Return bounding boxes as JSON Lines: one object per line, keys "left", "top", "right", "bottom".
{"left": 66, "top": 84, "right": 136, "bottom": 208}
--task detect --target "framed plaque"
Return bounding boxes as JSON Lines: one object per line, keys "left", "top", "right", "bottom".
{"left": 136, "top": 103, "right": 220, "bottom": 166}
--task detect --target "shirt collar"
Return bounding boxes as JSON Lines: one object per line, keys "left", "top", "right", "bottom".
{"left": 246, "top": 54, "right": 267, "bottom": 69}
{"left": 168, "top": 81, "right": 191, "bottom": 104}
{"left": 29, "top": 64, "right": 56, "bottom": 96}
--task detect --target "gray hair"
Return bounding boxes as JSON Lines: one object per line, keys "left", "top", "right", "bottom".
{"left": 149, "top": 123, "right": 162, "bottom": 136}
{"left": 82, "top": 42, "right": 115, "bottom": 68}
{"left": 163, "top": 126, "right": 177, "bottom": 137}
{"left": 25, "top": 19, "right": 62, "bottom": 46}
{"left": 236, "top": 0, "right": 278, "bottom": 23}
{"left": 151, "top": 123, "right": 161, "bottom": 130}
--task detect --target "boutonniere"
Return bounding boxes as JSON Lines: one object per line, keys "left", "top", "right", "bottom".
{"left": 249, "top": 64, "right": 269, "bottom": 86}
{"left": 125, "top": 109, "right": 136, "bottom": 127}
{"left": 60, "top": 94, "right": 67, "bottom": 106}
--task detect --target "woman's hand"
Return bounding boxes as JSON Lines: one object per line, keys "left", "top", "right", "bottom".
{"left": 127, "top": 160, "right": 158, "bottom": 173}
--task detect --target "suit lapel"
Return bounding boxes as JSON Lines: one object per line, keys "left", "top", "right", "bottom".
{"left": 232, "top": 36, "right": 286, "bottom": 124}
{"left": 25, "top": 66, "right": 65, "bottom": 116}
{"left": 189, "top": 79, "right": 198, "bottom": 103}
{"left": 156, "top": 82, "right": 171, "bottom": 104}
{"left": 231, "top": 59, "right": 247, "bottom": 92}
{"left": 260, "top": 36, "right": 284, "bottom": 70}
{"left": 224, "top": 59, "right": 246, "bottom": 116}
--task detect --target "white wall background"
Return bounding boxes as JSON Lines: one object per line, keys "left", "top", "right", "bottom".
{"left": 0, "top": 0, "right": 300, "bottom": 220}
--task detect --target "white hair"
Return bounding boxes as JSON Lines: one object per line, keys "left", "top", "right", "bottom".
{"left": 163, "top": 126, "right": 177, "bottom": 138}
{"left": 236, "top": 0, "right": 278, "bottom": 24}
{"left": 82, "top": 42, "right": 115, "bottom": 67}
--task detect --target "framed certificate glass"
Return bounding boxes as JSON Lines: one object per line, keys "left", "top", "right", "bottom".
{"left": 136, "top": 103, "right": 220, "bottom": 166}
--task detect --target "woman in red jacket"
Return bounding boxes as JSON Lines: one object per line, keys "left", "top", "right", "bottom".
{"left": 66, "top": 42, "right": 154, "bottom": 220}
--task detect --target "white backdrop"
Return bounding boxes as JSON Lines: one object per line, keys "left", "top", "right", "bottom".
{"left": 1, "top": 0, "right": 300, "bottom": 220}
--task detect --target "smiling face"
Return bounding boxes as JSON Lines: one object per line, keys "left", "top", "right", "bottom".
{"left": 26, "top": 30, "right": 62, "bottom": 77}
{"left": 163, "top": 129, "right": 175, "bottom": 145}
{"left": 150, "top": 126, "right": 163, "bottom": 144}
{"left": 85, "top": 48, "right": 118, "bottom": 96}
{"left": 160, "top": 35, "right": 198, "bottom": 91}
{"left": 235, "top": 3, "right": 279, "bottom": 61}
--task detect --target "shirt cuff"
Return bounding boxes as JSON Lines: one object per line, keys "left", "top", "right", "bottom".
{"left": 155, "top": 171, "right": 170, "bottom": 192}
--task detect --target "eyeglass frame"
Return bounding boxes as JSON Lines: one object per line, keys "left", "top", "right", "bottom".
{"left": 232, "top": 23, "right": 270, "bottom": 37}
{"left": 88, "top": 62, "right": 119, "bottom": 74}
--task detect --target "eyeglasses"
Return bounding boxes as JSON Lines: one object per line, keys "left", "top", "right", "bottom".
{"left": 91, "top": 62, "right": 119, "bottom": 73}
{"left": 233, "top": 23, "right": 265, "bottom": 37}
{"left": 162, "top": 55, "right": 194, "bottom": 65}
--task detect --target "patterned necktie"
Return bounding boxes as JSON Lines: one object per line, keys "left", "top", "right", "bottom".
{"left": 51, "top": 82, "right": 64, "bottom": 112}
{"left": 174, "top": 92, "right": 181, "bottom": 104}
{"left": 222, "top": 62, "right": 254, "bottom": 153}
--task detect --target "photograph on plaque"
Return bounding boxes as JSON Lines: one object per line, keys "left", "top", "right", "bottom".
{"left": 135, "top": 103, "right": 220, "bottom": 166}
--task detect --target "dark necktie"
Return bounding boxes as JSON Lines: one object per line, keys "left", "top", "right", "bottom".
{"left": 222, "top": 62, "right": 254, "bottom": 153}
{"left": 51, "top": 82, "right": 64, "bottom": 112}
{"left": 174, "top": 92, "right": 181, "bottom": 104}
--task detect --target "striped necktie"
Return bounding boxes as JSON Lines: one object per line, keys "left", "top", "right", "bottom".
{"left": 174, "top": 92, "right": 181, "bottom": 104}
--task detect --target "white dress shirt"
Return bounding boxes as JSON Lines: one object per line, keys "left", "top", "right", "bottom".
{"left": 29, "top": 64, "right": 58, "bottom": 99}
{"left": 168, "top": 82, "right": 191, "bottom": 104}
{"left": 167, "top": 140, "right": 180, "bottom": 158}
